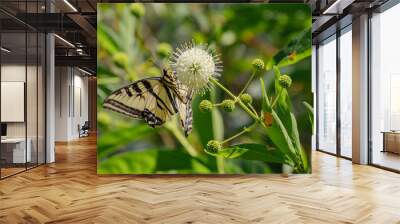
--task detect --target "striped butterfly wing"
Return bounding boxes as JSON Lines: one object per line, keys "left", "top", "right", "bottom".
{"left": 176, "top": 88, "right": 193, "bottom": 137}
{"left": 103, "top": 78, "right": 178, "bottom": 127}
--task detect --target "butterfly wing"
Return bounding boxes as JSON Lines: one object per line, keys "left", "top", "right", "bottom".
{"left": 103, "top": 78, "right": 178, "bottom": 127}
{"left": 176, "top": 88, "right": 193, "bottom": 137}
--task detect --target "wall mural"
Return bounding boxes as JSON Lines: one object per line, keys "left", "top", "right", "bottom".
{"left": 97, "top": 3, "right": 313, "bottom": 174}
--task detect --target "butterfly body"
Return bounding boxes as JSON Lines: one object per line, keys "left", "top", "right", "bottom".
{"left": 103, "top": 69, "right": 193, "bottom": 136}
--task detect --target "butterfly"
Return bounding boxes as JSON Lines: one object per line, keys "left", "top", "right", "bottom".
{"left": 103, "top": 69, "right": 193, "bottom": 136}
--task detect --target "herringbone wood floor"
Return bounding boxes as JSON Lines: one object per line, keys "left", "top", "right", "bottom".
{"left": 1, "top": 136, "right": 400, "bottom": 224}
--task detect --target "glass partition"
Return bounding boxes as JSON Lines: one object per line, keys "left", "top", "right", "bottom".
{"left": 0, "top": 1, "right": 46, "bottom": 179}
{"left": 339, "top": 27, "right": 352, "bottom": 158}
{"left": 1, "top": 30, "right": 28, "bottom": 177}
{"left": 317, "top": 35, "right": 337, "bottom": 154}
{"left": 27, "top": 30, "right": 38, "bottom": 169}
{"left": 370, "top": 4, "right": 400, "bottom": 171}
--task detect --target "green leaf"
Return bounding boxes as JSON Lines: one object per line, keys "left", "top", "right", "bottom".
{"left": 97, "top": 124, "right": 155, "bottom": 159}
{"left": 290, "top": 113, "right": 302, "bottom": 152}
{"left": 192, "top": 90, "right": 224, "bottom": 147}
{"left": 273, "top": 66, "right": 293, "bottom": 138}
{"left": 98, "top": 149, "right": 211, "bottom": 174}
{"left": 264, "top": 111, "right": 297, "bottom": 162}
{"left": 224, "top": 159, "right": 273, "bottom": 174}
{"left": 97, "top": 77, "right": 121, "bottom": 86}
{"left": 206, "top": 146, "right": 248, "bottom": 159}
{"left": 303, "top": 101, "right": 314, "bottom": 133}
{"left": 261, "top": 72, "right": 308, "bottom": 173}
{"left": 97, "top": 65, "right": 116, "bottom": 78}
{"left": 206, "top": 143, "right": 290, "bottom": 165}
{"left": 260, "top": 78, "right": 272, "bottom": 113}
{"left": 192, "top": 94, "right": 214, "bottom": 147}
{"left": 288, "top": 112, "right": 310, "bottom": 172}
{"left": 98, "top": 24, "right": 120, "bottom": 54}
{"left": 299, "top": 147, "right": 311, "bottom": 173}
{"left": 277, "top": 48, "right": 311, "bottom": 68}
{"left": 164, "top": 118, "right": 199, "bottom": 157}
{"left": 267, "top": 28, "right": 311, "bottom": 69}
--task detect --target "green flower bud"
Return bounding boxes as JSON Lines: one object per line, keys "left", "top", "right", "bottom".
{"left": 199, "top": 100, "right": 213, "bottom": 112}
{"left": 205, "top": 140, "right": 222, "bottom": 154}
{"left": 278, "top": 75, "right": 292, "bottom": 89}
{"left": 113, "top": 52, "right": 129, "bottom": 68}
{"left": 240, "top": 93, "right": 253, "bottom": 104}
{"left": 156, "top": 43, "right": 172, "bottom": 58}
{"left": 252, "top": 58, "right": 265, "bottom": 71}
{"left": 130, "top": 3, "right": 145, "bottom": 18}
{"left": 221, "top": 99, "right": 235, "bottom": 112}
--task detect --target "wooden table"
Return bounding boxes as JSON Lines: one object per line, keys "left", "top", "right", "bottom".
{"left": 382, "top": 131, "right": 400, "bottom": 154}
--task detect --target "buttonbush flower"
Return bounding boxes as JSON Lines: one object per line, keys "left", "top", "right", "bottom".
{"left": 240, "top": 93, "right": 253, "bottom": 104}
{"left": 199, "top": 100, "right": 213, "bottom": 112}
{"left": 130, "top": 3, "right": 145, "bottom": 18}
{"left": 170, "top": 42, "right": 222, "bottom": 94}
{"left": 206, "top": 140, "right": 222, "bottom": 153}
{"left": 278, "top": 74, "right": 292, "bottom": 88}
{"left": 252, "top": 58, "right": 264, "bottom": 71}
{"left": 221, "top": 99, "right": 235, "bottom": 112}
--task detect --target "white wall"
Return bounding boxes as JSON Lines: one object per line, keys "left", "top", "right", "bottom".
{"left": 54, "top": 67, "right": 89, "bottom": 141}
{"left": 1, "top": 65, "right": 26, "bottom": 139}
{"left": 55, "top": 66, "right": 69, "bottom": 141}
{"left": 0, "top": 65, "right": 40, "bottom": 138}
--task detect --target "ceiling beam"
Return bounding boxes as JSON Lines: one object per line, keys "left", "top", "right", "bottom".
{"left": 67, "top": 14, "right": 96, "bottom": 38}
{"left": 66, "top": 13, "right": 96, "bottom": 47}
{"left": 322, "top": 0, "right": 356, "bottom": 14}
{"left": 55, "top": 55, "right": 96, "bottom": 72}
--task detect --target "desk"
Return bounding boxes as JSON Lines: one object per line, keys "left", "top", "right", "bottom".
{"left": 382, "top": 131, "right": 400, "bottom": 154}
{"left": 1, "top": 138, "right": 31, "bottom": 163}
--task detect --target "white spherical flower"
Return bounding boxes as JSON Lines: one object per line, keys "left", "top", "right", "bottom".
{"left": 170, "top": 42, "right": 222, "bottom": 94}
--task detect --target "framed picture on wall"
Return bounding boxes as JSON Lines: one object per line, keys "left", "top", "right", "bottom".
{"left": 97, "top": 3, "right": 313, "bottom": 174}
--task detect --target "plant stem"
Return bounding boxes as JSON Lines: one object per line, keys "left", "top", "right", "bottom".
{"left": 217, "top": 157, "right": 225, "bottom": 174}
{"left": 238, "top": 70, "right": 256, "bottom": 98}
{"left": 248, "top": 103, "right": 259, "bottom": 117}
{"left": 271, "top": 89, "right": 283, "bottom": 108}
{"left": 210, "top": 78, "right": 260, "bottom": 121}
{"left": 222, "top": 122, "right": 258, "bottom": 144}
{"left": 165, "top": 121, "right": 198, "bottom": 157}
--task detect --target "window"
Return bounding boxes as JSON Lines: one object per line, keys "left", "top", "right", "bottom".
{"left": 339, "top": 27, "right": 352, "bottom": 158}
{"left": 317, "top": 35, "right": 337, "bottom": 154}
{"left": 370, "top": 3, "right": 400, "bottom": 171}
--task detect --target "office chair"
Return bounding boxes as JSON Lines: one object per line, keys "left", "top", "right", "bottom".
{"left": 79, "top": 121, "right": 90, "bottom": 138}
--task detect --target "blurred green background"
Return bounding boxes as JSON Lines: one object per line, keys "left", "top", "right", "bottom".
{"left": 97, "top": 3, "right": 312, "bottom": 174}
